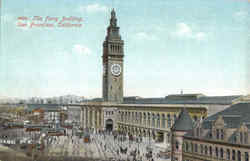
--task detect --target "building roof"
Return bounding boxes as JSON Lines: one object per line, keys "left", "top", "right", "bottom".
{"left": 26, "top": 104, "right": 62, "bottom": 112}
{"left": 171, "top": 108, "right": 194, "bottom": 131}
{"left": 202, "top": 103, "right": 250, "bottom": 129}
{"left": 123, "top": 95, "right": 241, "bottom": 105}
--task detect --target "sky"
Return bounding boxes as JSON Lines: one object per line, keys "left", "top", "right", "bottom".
{"left": 0, "top": 0, "right": 250, "bottom": 99}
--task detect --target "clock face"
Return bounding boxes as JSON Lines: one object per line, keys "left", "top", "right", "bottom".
{"left": 111, "top": 64, "right": 121, "bottom": 76}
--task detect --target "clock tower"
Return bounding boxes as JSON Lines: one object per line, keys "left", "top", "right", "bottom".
{"left": 102, "top": 9, "right": 124, "bottom": 103}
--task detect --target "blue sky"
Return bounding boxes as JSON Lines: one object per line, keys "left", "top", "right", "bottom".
{"left": 0, "top": 0, "right": 249, "bottom": 98}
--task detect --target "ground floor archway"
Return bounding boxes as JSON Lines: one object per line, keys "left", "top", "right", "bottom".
{"left": 156, "top": 131, "right": 164, "bottom": 143}
{"left": 105, "top": 119, "right": 113, "bottom": 131}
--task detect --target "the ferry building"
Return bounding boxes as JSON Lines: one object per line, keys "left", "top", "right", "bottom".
{"left": 80, "top": 9, "right": 241, "bottom": 146}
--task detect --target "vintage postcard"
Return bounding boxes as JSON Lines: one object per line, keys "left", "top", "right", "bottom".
{"left": 0, "top": 0, "right": 249, "bottom": 161}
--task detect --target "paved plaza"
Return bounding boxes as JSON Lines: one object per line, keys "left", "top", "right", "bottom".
{"left": 47, "top": 131, "right": 171, "bottom": 161}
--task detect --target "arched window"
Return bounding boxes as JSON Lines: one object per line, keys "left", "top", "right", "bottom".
{"left": 157, "top": 114, "right": 160, "bottom": 128}
{"left": 220, "top": 148, "right": 224, "bottom": 159}
{"left": 227, "top": 149, "right": 230, "bottom": 160}
{"left": 232, "top": 150, "right": 236, "bottom": 160}
{"left": 143, "top": 113, "right": 146, "bottom": 125}
{"left": 245, "top": 152, "right": 249, "bottom": 161}
{"left": 167, "top": 133, "right": 170, "bottom": 143}
{"left": 191, "top": 143, "right": 193, "bottom": 152}
{"left": 185, "top": 142, "right": 189, "bottom": 152}
{"left": 175, "top": 141, "right": 179, "bottom": 150}
{"left": 161, "top": 114, "right": 166, "bottom": 128}
{"left": 196, "top": 128, "right": 200, "bottom": 137}
{"left": 134, "top": 112, "right": 136, "bottom": 123}
{"left": 152, "top": 113, "right": 155, "bottom": 127}
{"left": 221, "top": 129, "right": 224, "bottom": 140}
{"left": 147, "top": 113, "right": 151, "bottom": 126}
{"left": 137, "top": 113, "right": 139, "bottom": 123}
{"left": 240, "top": 132, "right": 243, "bottom": 143}
{"left": 209, "top": 132, "right": 212, "bottom": 138}
{"left": 201, "top": 144, "right": 204, "bottom": 154}
{"left": 238, "top": 151, "right": 241, "bottom": 161}
{"left": 244, "top": 132, "right": 248, "bottom": 144}
{"left": 140, "top": 113, "right": 142, "bottom": 124}
{"left": 234, "top": 135, "right": 237, "bottom": 143}
{"left": 195, "top": 144, "right": 198, "bottom": 152}
{"left": 216, "top": 129, "right": 220, "bottom": 139}
{"left": 209, "top": 146, "right": 213, "bottom": 156}
{"left": 174, "top": 114, "right": 177, "bottom": 121}
{"left": 216, "top": 147, "right": 219, "bottom": 157}
{"left": 205, "top": 146, "right": 208, "bottom": 155}
{"left": 167, "top": 114, "right": 171, "bottom": 128}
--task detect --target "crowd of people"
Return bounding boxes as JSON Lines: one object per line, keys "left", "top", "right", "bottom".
{"left": 87, "top": 130, "right": 170, "bottom": 161}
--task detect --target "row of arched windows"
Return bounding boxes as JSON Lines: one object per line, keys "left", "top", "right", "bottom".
{"left": 215, "top": 128, "right": 224, "bottom": 140}
{"left": 118, "top": 111, "right": 201, "bottom": 129}
{"left": 110, "top": 44, "right": 122, "bottom": 53}
{"left": 118, "top": 111, "right": 178, "bottom": 129}
{"left": 184, "top": 141, "right": 249, "bottom": 161}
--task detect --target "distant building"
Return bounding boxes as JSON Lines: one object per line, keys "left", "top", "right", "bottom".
{"left": 26, "top": 104, "right": 66, "bottom": 126}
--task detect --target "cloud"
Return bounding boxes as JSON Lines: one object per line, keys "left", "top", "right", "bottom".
{"left": 79, "top": 3, "right": 108, "bottom": 13}
{"left": 175, "top": 23, "right": 192, "bottom": 37}
{"left": 72, "top": 44, "right": 91, "bottom": 55}
{"left": 53, "top": 47, "right": 69, "bottom": 55}
{"left": 135, "top": 32, "right": 157, "bottom": 40}
{"left": 194, "top": 32, "right": 206, "bottom": 41}
{"left": 173, "top": 23, "right": 207, "bottom": 41}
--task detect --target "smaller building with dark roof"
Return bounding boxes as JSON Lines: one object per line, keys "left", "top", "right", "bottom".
{"left": 182, "top": 103, "right": 250, "bottom": 161}
{"left": 171, "top": 108, "right": 194, "bottom": 161}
